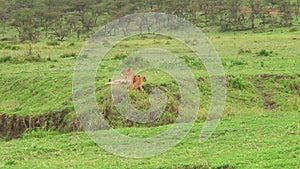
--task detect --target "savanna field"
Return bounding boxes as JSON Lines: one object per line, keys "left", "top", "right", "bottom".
{"left": 1, "top": 1, "right": 300, "bottom": 168}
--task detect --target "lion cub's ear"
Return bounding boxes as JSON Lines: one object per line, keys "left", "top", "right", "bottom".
{"left": 133, "top": 75, "right": 140, "bottom": 83}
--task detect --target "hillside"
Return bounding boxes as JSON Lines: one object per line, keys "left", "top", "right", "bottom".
{"left": 0, "top": 28, "right": 299, "bottom": 139}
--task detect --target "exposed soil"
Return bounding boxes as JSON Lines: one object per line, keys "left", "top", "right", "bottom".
{"left": 260, "top": 74, "right": 300, "bottom": 80}
{"left": 0, "top": 110, "right": 82, "bottom": 140}
{"left": 256, "top": 74, "right": 300, "bottom": 110}
{"left": 1, "top": 74, "right": 298, "bottom": 140}
{"left": 255, "top": 85, "right": 276, "bottom": 110}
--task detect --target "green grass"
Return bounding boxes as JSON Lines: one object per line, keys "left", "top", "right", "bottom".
{"left": 207, "top": 28, "right": 300, "bottom": 76}
{"left": 1, "top": 29, "right": 299, "bottom": 117}
{"left": 0, "top": 111, "right": 299, "bottom": 168}
{"left": 0, "top": 41, "right": 81, "bottom": 115}
{"left": 0, "top": 28, "right": 299, "bottom": 168}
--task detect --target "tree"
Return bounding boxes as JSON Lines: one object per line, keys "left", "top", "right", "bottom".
{"left": 10, "top": 8, "right": 41, "bottom": 42}
{"left": 279, "top": 0, "right": 293, "bottom": 26}
{"left": 50, "top": 15, "right": 69, "bottom": 41}
{"left": 0, "top": 8, "right": 8, "bottom": 33}
{"left": 0, "top": 0, "right": 9, "bottom": 33}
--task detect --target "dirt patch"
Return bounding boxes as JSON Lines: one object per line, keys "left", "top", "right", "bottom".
{"left": 256, "top": 74, "right": 300, "bottom": 110}
{"left": 256, "top": 85, "right": 276, "bottom": 110}
{"left": 0, "top": 37, "right": 12, "bottom": 41}
{"left": 260, "top": 74, "right": 300, "bottom": 80}
{"left": 0, "top": 110, "right": 82, "bottom": 140}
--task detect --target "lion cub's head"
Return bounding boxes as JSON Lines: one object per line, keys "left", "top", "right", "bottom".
{"left": 133, "top": 75, "right": 146, "bottom": 83}
{"left": 130, "top": 75, "right": 147, "bottom": 92}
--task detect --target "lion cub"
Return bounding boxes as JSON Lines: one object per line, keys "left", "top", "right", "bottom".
{"left": 129, "top": 75, "right": 147, "bottom": 92}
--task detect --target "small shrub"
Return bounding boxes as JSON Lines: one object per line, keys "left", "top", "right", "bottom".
{"left": 25, "top": 55, "right": 44, "bottom": 62}
{"left": 238, "top": 49, "right": 252, "bottom": 54}
{"left": 113, "top": 53, "right": 127, "bottom": 60}
{"left": 60, "top": 53, "right": 77, "bottom": 59}
{"left": 68, "top": 42, "right": 75, "bottom": 46}
{"left": 180, "top": 55, "right": 203, "bottom": 69}
{"left": 0, "top": 56, "right": 12, "bottom": 63}
{"left": 49, "top": 64, "right": 55, "bottom": 68}
{"left": 289, "top": 27, "right": 298, "bottom": 32}
{"left": 153, "top": 40, "right": 161, "bottom": 44}
{"left": 257, "top": 49, "right": 272, "bottom": 57}
{"left": 10, "top": 57, "right": 24, "bottom": 64}
{"left": 22, "top": 126, "right": 56, "bottom": 139}
{"left": 0, "top": 55, "right": 53, "bottom": 64}
{"left": 230, "top": 59, "right": 247, "bottom": 66}
{"left": 129, "top": 91, "right": 150, "bottom": 111}
{"left": 5, "top": 160, "right": 15, "bottom": 165}
{"left": 228, "top": 76, "right": 245, "bottom": 89}
{"left": 46, "top": 41, "right": 60, "bottom": 46}
{"left": 283, "top": 80, "right": 300, "bottom": 94}
{"left": 47, "top": 56, "right": 51, "bottom": 61}
{"left": 11, "top": 46, "right": 21, "bottom": 50}
{"left": 4, "top": 45, "right": 12, "bottom": 49}
{"left": 0, "top": 43, "right": 5, "bottom": 49}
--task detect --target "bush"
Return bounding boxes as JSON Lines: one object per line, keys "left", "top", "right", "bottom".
{"left": 11, "top": 46, "right": 21, "bottom": 50}
{"left": 258, "top": 49, "right": 269, "bottom": 56}
{"left": 228, "top": 76, "right": 245, "bottom": 89}
{"left": 68, "top": 42, "right": 75, "bottom": 46}
{"left": 129, "top": 90, "right": 151, "bottom": 111}
{"left": 289, "top": 27, "right": 298, "bottom": 32}
{"left": 180, "top": 55, "right": 203, "bottom": 69}
{"left": 46, "top": 41, "right": 60, "bottom": 46}
{"left": 10, "top": 57, "right": 24, "bottom": 64}
{"left": 60, "top": 53, "right": 77, "bottom": 59}
{"left": 230, "top": 59, "right": 247, "bottom": 66}
{"left": 4, "top": 45, "right": 12, "bottom": 49}
{"left": 25, "top": 55, "right": 44, "bottom": 62}
{"left": 283, "top": 79, "right": 300, "bottom": 94}
{"left": 2, "top": 45, "right": 20, "bottom": 50}
{"left": 238, "top": 49, "right": 252, "bottom": 54}
{"left": 113, "top": 53, "right": 127, "bottom": 60}
{"left": 0, "top": 56, "right": 12, "bottom": 63}
{"left": 0, "top": 55, "right": 53, "bottom": 64}
{"left": 0, "top": 43, "right": 5, "bottom": 49}
{"left": 257, "top": 49, "right": 275, "bottom": 57}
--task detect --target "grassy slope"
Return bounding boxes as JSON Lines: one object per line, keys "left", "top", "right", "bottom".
{"left": 0, "top": 28, "right": 299, "bottom": 168}
{"left": 208, "top": 28, "right": 300, "bottom": 76}
{"left": 0, "top": 41, "right": 81, "bottom": 115}
{"left": 0, "top": 111, "right": 299, "bottom": 168}
{"left": 0, "top": 28, "right": 299, "bottom": 117}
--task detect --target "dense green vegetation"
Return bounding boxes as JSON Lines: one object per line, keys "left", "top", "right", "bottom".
{"left": 0, "top": 0, "right": 300, "bottom": 43}
{"left": 0, "top": 1, "right": 299, "bottom": 168}
{"left": 1, "top": 29, "right": 299, "bottom": 117}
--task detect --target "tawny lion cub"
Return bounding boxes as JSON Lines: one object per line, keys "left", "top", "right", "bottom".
{"left": 130, "top": 75, "right": 147, "bottom": 92}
